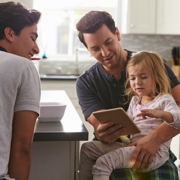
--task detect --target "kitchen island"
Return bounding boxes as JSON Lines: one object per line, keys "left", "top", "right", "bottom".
{"left": 29, "top": 90, "right": 88, "bottom": 180}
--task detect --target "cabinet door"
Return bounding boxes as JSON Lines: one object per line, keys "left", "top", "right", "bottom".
{"left": 0, "top": 0, "right": 33, "bottom": 8}
{"left": 29, "top": 141, "right": 76, "bottom": 180}
{"left": 156, "top": 0, "right": 180, "bottom": 34}
{"left": 121, "top": 0, "right": 156, "bottom": 34}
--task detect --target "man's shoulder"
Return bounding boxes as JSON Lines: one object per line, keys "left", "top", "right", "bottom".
{"left": 124, "top": 49, "right": 136, "bottom": 60}
{"left": 0, "top": 51, "right": 30, "bottom": 64}
{"left": 0, "top": 51, "right": 37, "bottom": 78}
{"left": 77, "top": 62, "right": 101, "bottom": 81}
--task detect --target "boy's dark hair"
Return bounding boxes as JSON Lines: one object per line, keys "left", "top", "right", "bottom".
{"left": 0, "top": 1, "right": 41, "bottom": 39}
{"left": 76, "top": 11, "right": 116, "bottom": 47}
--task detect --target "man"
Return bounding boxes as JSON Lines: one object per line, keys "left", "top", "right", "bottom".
{"left": 0, "top": 1, "right": 41, "bottom": 180}
{"left": 76, "top": 11, "right": 180, "bottom": 179}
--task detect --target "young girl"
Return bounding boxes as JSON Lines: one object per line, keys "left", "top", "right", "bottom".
{"left": 79, "top": 51, "right": 180, "bottom": 180}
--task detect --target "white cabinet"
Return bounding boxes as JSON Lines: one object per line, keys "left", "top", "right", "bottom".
{"left": 120, "top": 0, "right": 156, "bottom": 34}
{"left": 156, "top": 0, "right": 180, "bottom": 34}
{"left": 120, "top": 0, "right": 180, "bottom": 35}
{"left": 0, "top": 0, "right": 33, "bottom": 8}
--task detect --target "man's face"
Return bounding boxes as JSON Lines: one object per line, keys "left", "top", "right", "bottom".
{"left": 83, "top": 24, "right": 121, "bottom": 70}
{"left": 11, "top": 24, "right": 39, "bottom": 59}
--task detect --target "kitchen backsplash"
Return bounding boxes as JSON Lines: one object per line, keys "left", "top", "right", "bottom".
{"left": 121, "top": 34, "right": 180, "bottom": 64}
{"left": 39, "top": 59, "right": 96, "bottom": 75}
{"left": 39, "top": 34, "right": 180, "bottom": 75}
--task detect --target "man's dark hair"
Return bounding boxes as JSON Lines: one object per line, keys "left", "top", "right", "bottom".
{"left": 76, "top": 11, "right": 116, "bottom": 47}
{"left": 0, "top": 1, "right": 41, "bottom": 39}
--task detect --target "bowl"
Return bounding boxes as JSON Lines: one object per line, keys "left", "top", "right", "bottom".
{"left": 39, "top": 102, "right": 66, "bottom": 122}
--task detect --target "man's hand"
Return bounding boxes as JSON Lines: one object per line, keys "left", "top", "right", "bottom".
{"left": 129, "top": 133, "right": 161, "bottom": 170}
{"left": 95, "top": 122, "right": 125, "bottom": 144}
{"left": 87, "top": 112, "right": 126, "bottom": 144}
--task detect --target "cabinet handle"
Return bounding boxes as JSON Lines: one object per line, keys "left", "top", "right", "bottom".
{"left": 130, "top": 24, "right": 134, "bottom": 28}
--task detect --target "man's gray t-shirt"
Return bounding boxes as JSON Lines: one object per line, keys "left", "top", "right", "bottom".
{"left": 0, "top": 51, "right": 41, "bottom": 180}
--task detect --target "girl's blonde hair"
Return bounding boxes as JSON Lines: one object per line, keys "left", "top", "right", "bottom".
{"left": 125, "top": 51, "right": 171, "bottom": 100}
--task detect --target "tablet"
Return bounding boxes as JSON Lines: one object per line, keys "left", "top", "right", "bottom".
{"left": 92, "top": 107, "right": 141, "bottom": 135}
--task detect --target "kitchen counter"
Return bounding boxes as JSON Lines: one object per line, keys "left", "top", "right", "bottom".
{"left": 33, "top": 90, "right": 88, "bottom": 141}
{"left": 34, "top": 120, "right": 88, "bottom": 141}
{"left": 30, "top": 90, "right": 88, "bottom": 180}
{"left": 40, "top": 74, "right": 79, "bottom": 80}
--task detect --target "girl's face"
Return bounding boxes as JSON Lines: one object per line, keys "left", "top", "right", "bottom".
{"left": 128, "top": 64, "right": 154, "bottom": 99}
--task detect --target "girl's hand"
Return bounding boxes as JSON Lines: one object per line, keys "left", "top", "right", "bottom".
{"left": 136, "top": 109, "right": 163, "bottom": 119}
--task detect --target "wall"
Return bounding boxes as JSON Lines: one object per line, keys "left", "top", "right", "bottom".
{"left": 121, "top": 34, "right": 180, "bottom": 65}
{"left": 39, "top": 34, "right": 180, "bottom": 75}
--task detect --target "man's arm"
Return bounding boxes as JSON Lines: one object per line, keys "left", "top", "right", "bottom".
{"left": 171, "top": 84, "right": 180, "bottom": 106}
{"left": 8, "top": 110, "right": 38, "bottom": 180}
{"left": 130, "top": 84, "right": 180, "bottom": 170}
{"left": 76, "top": 76, "right": 125, "bottom": 144}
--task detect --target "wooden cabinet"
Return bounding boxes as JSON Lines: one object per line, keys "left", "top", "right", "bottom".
{"left": 120, "top": 0, "right": 180, "bottom": 35}
{"left": 171, "top": 60, "right": 180, "bottom": 80}
{"left": 171, "top": 65, "right": 180, "bottom": 79}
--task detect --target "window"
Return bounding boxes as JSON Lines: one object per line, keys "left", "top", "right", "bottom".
{"left": 33, "top": 0, "right": 119, "bottom": 60}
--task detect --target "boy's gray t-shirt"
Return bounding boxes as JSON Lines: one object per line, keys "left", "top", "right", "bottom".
{"left": 0, "top": 51, "right": 41, "bottom": 179}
